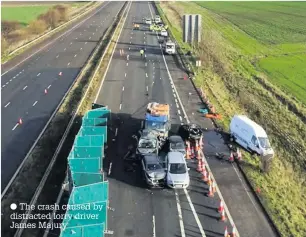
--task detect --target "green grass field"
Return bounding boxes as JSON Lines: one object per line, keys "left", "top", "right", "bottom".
{"left": 1, "top": 5, "right": 52, "bottom": 26}
{"left": 157, "top": 2, "right": 306, "bottom": 236}
{"left": 196, "top": 1, "right": 306, "bottom": 104}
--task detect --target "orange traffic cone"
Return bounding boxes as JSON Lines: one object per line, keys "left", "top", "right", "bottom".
{"left": 224, "top": 226, "right": 229, "bottom": 237}
{"left": 212, "top": 180, "right": 217, "bottom": 194}
{"left": 202, "top": 169, "right": 208, "bottom": 182}
{"left": 229, "top": 152, "right": 234, "bottom": 162}
{"left": 220, "top": 209, "right": 226, "bottom": 222}
{"left": 218, "top": 200, "right": 224, "bottom": 213}
{"left": 201, "top": 160, "right": 206, "bottom": 171}
{"left": 186, "top": 141, "right": 191, "bottom": 159}
{"left": 59, "top": 72, "right": 62, "bottom": 76}
{"left": 231, "top": 225, "right": 237, "bottom": 237}
{"left": 18, "top": 118, "right": 23, "bottom": 124}
{"left": 237, "top": 149, "right": 242, "bottom": 161}
{"left": 196, "top": 159, "right": 203, "bottom": 172}
{"left": 207, "top": 173, "right": 211, "bottom": 185}
{"left": 44, "top": 89, "right": 48, "bottom": 94}
{"left": 208, "top": 183, "right": 214, "bottom": 197}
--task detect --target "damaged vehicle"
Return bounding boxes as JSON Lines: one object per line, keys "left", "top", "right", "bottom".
{"left": 167, "top": 135, "right": 186, "bottom": 156}
{"left": 141, "top": 154, "right": 166, "bottom": 188}
{"left": 136, "top": 129, "right": 160, "bottom": 158}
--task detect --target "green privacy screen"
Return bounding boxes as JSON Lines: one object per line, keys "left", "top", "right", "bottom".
{"left": 60, "top": 106, "right": 111, "bottom": 237}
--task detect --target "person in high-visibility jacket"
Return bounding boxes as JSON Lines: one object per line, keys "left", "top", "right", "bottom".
{"left": 140, "top": 49, "right": 144, "bottom": 58}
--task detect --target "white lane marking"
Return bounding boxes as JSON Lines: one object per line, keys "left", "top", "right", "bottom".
{"left": 130, "top": 41, "right": 131, "bottom": 44}
{"left": 47, "top": 85, "right": 51, "bottom": 89}
{"left": 64, "top": 48, "right": 66, "bottom": 51}
{"left": 125, "top": 73, "right": 127, "bottom": 77}
{"left": 179, "top": 116, "right": 182, "bottom": 121}
{"left": 23, "top": 86, "right": 27, "bottom": 90}
{"left": 76, "top": 37, "right": 78, "bottom": 40}
{"left": 13, "top": 76, "right": 16, "bottom": 79}
{"left": 10, "top": 79, "right": 12, "bottom": 82}
{"left": 145, "top": 63, "right": 147, "bottom": 66}
{"left": 89, "top": 37, "right": 91, "bottom": 39}
{"left": 33, "top": 101, "right": 38, "bottom": 106}
{"left": 108, "top": 162, "right": 113, "bottom": 175}
{"left": 12, "top": 123, "right": 19, "bottom": 131}
{"left": 174, "top": 94, "right": 177, "bottom": 98}
{"left": 115, "top": 128, "right": 118, "bottom": 137}
{"left": 175, "top": 191, "right": 186, "bottom": 237}
{"left": 184, "top": 189, "right": 206, "bottom": 237}
{"left": 175, "top": 99, "right": 178, "bottom": 103}
{"left": 146, "top": 86, "right": 148, "bottom": 92}
{"left": 176, "top": 104, "right": 179, "bottom": 109}
{"left": 126, "top": 62, "right": 128, "bottom": 66}
{"left": 122, "top": 86, "right": 125, "bottom": 91}
{"left": 74, "top": 54, "right": 77, "bottom": 57}
{"left": 145, "top": 54, "right": 147, "bottom": 58}
{"left": 144, "top": 41, "right": 146, "bottom": 44}
{"left": 70, "top": 42, "right": 72, "bottom": 45}
{"left": 93, "top": 33, "right": 95, "bottom": 35}
{"left": 67, "top": 62, "right": 70, "bottom": 66}
{"left": 37, "top": 73, "right": 41, "bottom": 77}
{"left": 85, "top": 42, "right": 87, "bottom": 44}
{"left": 80, "top": 48, "right": 83, "bottom": 50}
{"left": 144, "top": 36, "right": 146, "bottom": 39}
{"left": 129, "top": 47, "right": 130, "bottom": 50}
{"left": 56, "top": 55, "right": 59, "bottom": 58}
{"left": 146, "top": 73, "right": 148, "bottom": 77}
{"left": 119, "top": 104, "right": 122, "bottom": 110}
{"left": 131, "top": 36, "right": 132, "bottom": 38}
{"left": 178, "top": 110, "right": 181, "bottom": 115}
{"left": 152, "top": 215, "right": 156, "bottom": 237}
{"left": 6, "top": 82, "right": 9, "bottom": 85}
{"left": 5, "top": 102, "right": 10, "bottom": 108}
{"left": 2, "top": 85, "right": 6, "bottom": 88}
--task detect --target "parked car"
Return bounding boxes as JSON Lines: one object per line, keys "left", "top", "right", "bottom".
{"left": 141, "top": 154, "right": 166, "bottom": 188}
{"left": 166, "top": 152, "right": 190, "bottom": 188}
{"left": 167, "top": 135, "right": 186, "bottom": 156}
{"left": 230, "top": 115, "right": 274, "bottom": 158}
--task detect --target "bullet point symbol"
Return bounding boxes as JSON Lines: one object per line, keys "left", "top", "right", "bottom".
{"left": 10, "top": 203, "right": 17, "bottom": 210}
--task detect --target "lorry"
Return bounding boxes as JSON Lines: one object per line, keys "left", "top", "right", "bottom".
{"left": 229, "top": 115, "right": 274, "bottom": 158}
{"left": 163, "top": 39, "right": 176, "bottom": 55}
{"left": 144, "top": 102, "right": 171, "bottom": 143}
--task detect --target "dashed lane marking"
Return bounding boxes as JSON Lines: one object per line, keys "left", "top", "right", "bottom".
{"left": 5, "top": 102, "right": 10, "bottom": 108}
{"left": 108, "top": 162, "right": 113, "bottom": 176}
{"left": 67, "top": 62, "right": 70, "bottom": 66}
{"left": 74, "top": 54, "right": 77, "bottom": 57}
{"left": 37, "top": 73, "right": 41, "bottom": 77}
{"left": 12, "top": 123, "right": 19, "bottom": 131}
{"left": 33, "top": 101, "right": 38, "bottom": 106}
{"left": 125, "top": 73, "right": 127, "bottom": 77}
{"left": 56, "top": 55, "right": 59, "bottom": 58}
{"left": 119, "top": 104, "right": 122, "bottom": 110}
{"left": 146, "top": 73, "right": 148, "bottom": 77}
{"left": 122, "top": 87, "right": 124, "bottom": 91}
{"left": 23, "top": 86, "right": 27, "bottom": 90}
{"left": 47, "top": 85, "right": 51, "bottom": 89}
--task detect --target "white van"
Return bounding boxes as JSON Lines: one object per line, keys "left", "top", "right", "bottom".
{"left": 166, "top": 151, "right": 190, "bottom": 188}
{"left": 230, "top": 115, "right": 274, "bottom": 158}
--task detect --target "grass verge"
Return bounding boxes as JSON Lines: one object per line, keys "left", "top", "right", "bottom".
{"left": 0, "top": 3, "right": 127, "bottom": 237}
{"left": 156, "top": 2, "right": 306, "bottom": 237}
{"left": 1, "top": 2, "right": 100, "bottom": 63}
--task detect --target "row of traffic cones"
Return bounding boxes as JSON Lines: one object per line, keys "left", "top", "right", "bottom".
{"left": 185, "top": 139, "right": 203, "bottom": 160}
{"left": 228, "top": 149, "right": 242, "bottom": 162}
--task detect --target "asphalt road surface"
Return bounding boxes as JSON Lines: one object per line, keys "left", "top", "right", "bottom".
{"left": 0, "top": 1, "right": 125, "bottom": 190}
{"left": 94, "top": 1, "right": 279, "bottom": 237}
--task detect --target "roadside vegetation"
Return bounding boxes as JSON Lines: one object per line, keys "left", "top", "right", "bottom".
{"left": 157, "top": 2, "right": 306, "bottom": 237}
{"left": 1, "top": 2, "right": 92, "bottom": 61}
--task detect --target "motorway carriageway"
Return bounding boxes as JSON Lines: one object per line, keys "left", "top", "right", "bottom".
{"left": 93, "top": 1, "right": 278, "bottom": 237}
{"left": 0, "top": 1, "right": 125, "bottom": 191}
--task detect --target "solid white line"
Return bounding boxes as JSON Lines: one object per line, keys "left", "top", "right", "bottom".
{"left": 37, "top": 73, "right": 41, "bottom": 77}
{"left": 115, "top": 128, "right": 118, "bottom": 137}
{"left": 47, "top": 85, "right": 51, "bottom": 89}
{"left": 33, "top": 101, "right": 38, "bottom": 106}
{"left": 184, "top": 189, "right": 206, "bottom": 237}
{"left": 175, "top": 191, "right": 186, "bottom": 237}
{"left": 108, "top": 162, "right": 113, "bottom": 176}
{"left": 119, "top": 104, "right": 122, "bottom": 110}
{"left": 122, "top": 87, "right": 124, "bottom": 91}
{"left": 23, "top": 86, "right": 27, "bottom": 90}
{"left": 12, "top": 123, "right": 19, "bottom": 131}
{"left": 5, "top": 102, "right": 10, "bottom": 108}
{"left": 152, "top": 215, "right": 156, "bottom": 237}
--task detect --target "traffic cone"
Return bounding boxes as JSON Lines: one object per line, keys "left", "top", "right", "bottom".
{"left": 208, "top": 184, "right": 214, "bottom": 197}
{"left": 202, "top": 169, "right": 208, "bottom": 182}
{"left": 224, "top": 226, "right": 229, "bottom": 237}
{"left": 212, "top": 180, "right": 217, "bottom": 194}
{"left": 184, "top": 75, "right": 187, "bottom": 80}
{"left": 18, "top": 118, "right": 23, "bottom": 124}
{"left": 218, "top": 200, "right": 224, "bottom": 213}
{"left": 231, "top": 225, "right": 237, "bottom": 237}
{"left": 186, "top": 141, "right": 191, "bottom": 160}
{"left": 44, "top": 89, "right": 47, "bottom": 94}
{"left": 196, "top": 159, "right": 202, "bottom": 172}
{"left": 229, "top": 152, "right": 234, "bottom": 162}
{"left": 207, "top": 173, "right": 211, "bottom": 185}
{"left": 237, "top": 149, "right": 242, "bottom": 161}
{"left": 201, "top": 160, "right": 206, "bottom": 171}
{"left": 59, "top": 72, "right": 62, "bottom": 76}
{"left": 220, "top": 209, "right": 226, "bottom": 222}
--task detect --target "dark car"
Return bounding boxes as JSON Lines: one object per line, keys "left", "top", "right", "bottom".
{"left": 141, "top": 154, "right": 166, "bottom": 188}
{"left": 178, "top": 123, "right": 203, "bottom": 141}
{"left": 167, "top": 135, "right": 186, "bottom": 156}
